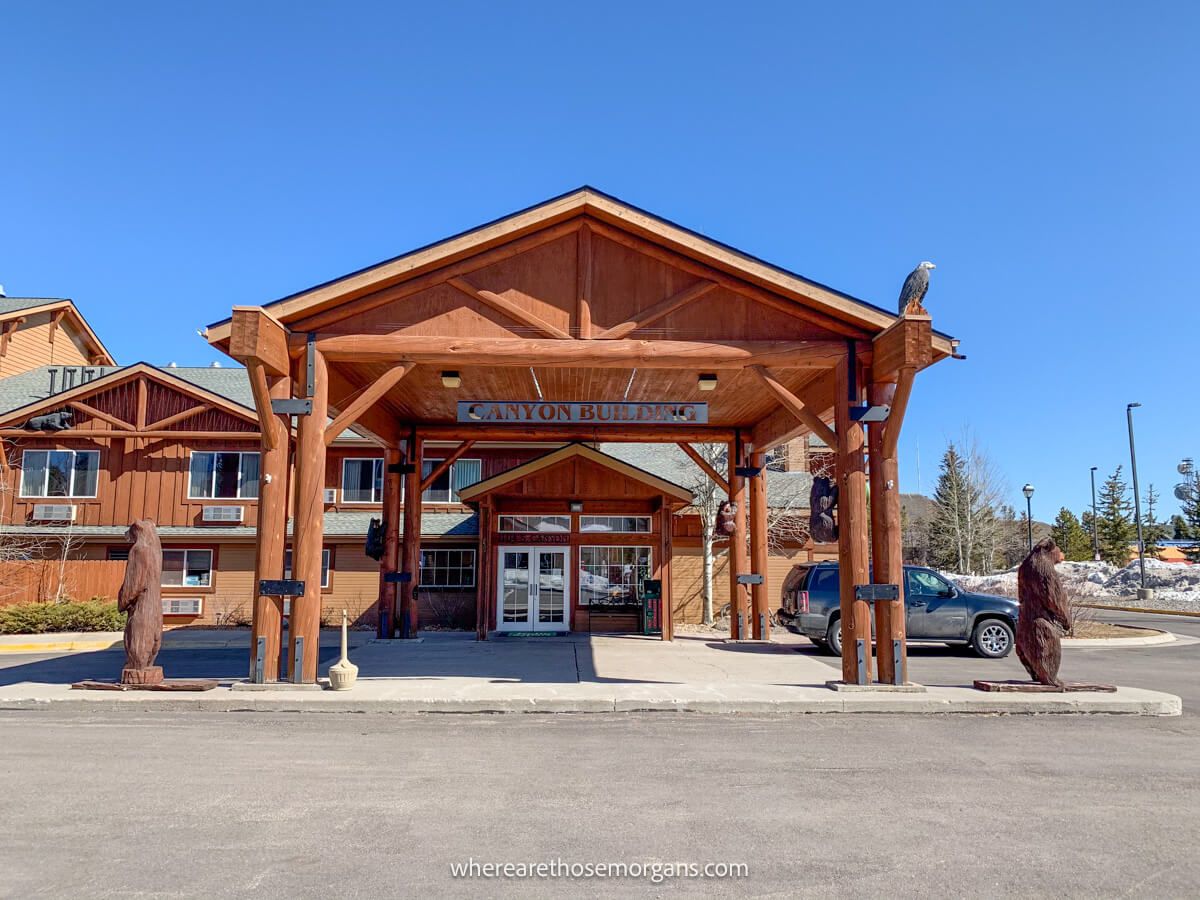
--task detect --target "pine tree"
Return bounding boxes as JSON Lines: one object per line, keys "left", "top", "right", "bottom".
{"left": 928, "top": 444, "right": 970, "bottom": 572}
{"left": 1096, "top": 466, "right": 1136, "bottom": 565}
{"left": 1170, "top": 514, "right": 1191, "bottom": 541}
{"left": 1180, "top": 463, "right": 1200, "bottom": 562}
{"left": 1142, "top": 484, "right": 1166, "bottom": 559}
{"left": 1051, "top": 507, "right": 1093, "bottom": 561}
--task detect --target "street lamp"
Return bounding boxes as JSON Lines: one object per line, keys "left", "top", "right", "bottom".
{"left": 1022, "top": 483, "right": 1035, "bottom": 553}
{"left": 1127, "top": 403, "right": 1150, "bottom": 599}
{"left": 1089, "top": 466, "right": 1101, "bottom": 561}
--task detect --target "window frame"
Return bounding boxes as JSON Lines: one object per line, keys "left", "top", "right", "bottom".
{"left": 497, "top": 514, "right": 572, "bottom": 534}
{"left": 284, "top": 547, "right": 333, "bottom": 590}
{"left": 186, "top": 451, "right": 260, "bottom": 501}
{"left": 420, "top": 458, "right": 482, "bottom": 504}
{"left": 340, "top": 457, "right": 385, "bottom": 505}
{"left": 18, "top": 449, "right": 101, "bottom": 499}
{"left": 578, "top": 545, "right": 654, "bottom": 607}
{"left": 160, "top": 548, "right": 215, "bottom": 590}
{"left": 578, "top": 515, "right": 653, "bottom": 534}
{"left": 419, "top": 548, "right": 477, "bottom": 589}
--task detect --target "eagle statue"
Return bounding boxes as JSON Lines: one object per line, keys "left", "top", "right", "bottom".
{"left": 897, "top": 261, "right": 935, "bottom": 315}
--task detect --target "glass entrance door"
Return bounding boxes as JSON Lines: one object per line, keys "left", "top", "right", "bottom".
{"left": 497, "top": 547, "right": 570, "bottom": 632}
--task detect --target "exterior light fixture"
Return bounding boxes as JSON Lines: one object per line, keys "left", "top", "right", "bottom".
{"left": 569, "top": 501, "right": 584, "bottom": 513}
{"left": 698, "top": 373, "right": 718, "bottom": 391}
{"left": 441, "top": 370, "right": 461, "bottom": 388}
{"left": 850, "top": 404, "right": 891, "bottom": 423}
{"left": 1022, "top": 484, "right": 1035, "bottom": 553}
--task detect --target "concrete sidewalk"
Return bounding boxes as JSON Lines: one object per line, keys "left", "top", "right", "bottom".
{"left": 0, "top": 632, "right": 1181, "bottom": 716}
{"left": 0, "top": 627, "right": 374, "bottom": 654}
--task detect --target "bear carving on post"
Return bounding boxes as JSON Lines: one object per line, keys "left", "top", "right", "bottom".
{"left": 118, "top": 519, "right": 164, "bottom": 686}
{"left": 809, "top": 476, "right": 838, "bottom": 544}
{"left": 1015, "top": 537, "right": 1072, "bottom": 688}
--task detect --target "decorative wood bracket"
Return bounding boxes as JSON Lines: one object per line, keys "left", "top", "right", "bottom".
{"left": 420, "top": 440, "right": 476, "bottom": 493}
{"left": 324, "top": 363, "right": 415, "bottom": 446}
{"left": 598, "top": 281, "right": 718, "bottom": 340}
{"left": 748, "top": 366, "right": 838, "bottom": 449}
{"left": 448, "top": 276, "right": 572, "bottom": 340}
{"left": 676, "top": 442, "right": 729, "bottom": 495}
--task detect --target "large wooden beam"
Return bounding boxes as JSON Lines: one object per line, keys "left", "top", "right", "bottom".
{"left": 872, "top": 314, "right": 933, "bottom": 383}
{"left": 325, "top": 364, "right": 415, "bottom": 446}
{"left": 66, "top": 400, "right": 136, "bottom": 432}
{"left": 420, "top": 440, "right": 476, "bottom": 493}
{"left": 378, "top": 446, "right": 403, "bottom": 639}
{"left": 145, "top": 405, "right": 209, "bottom": 433}
{"left": 400, "top": 434, "right": 423, "bottom": 639}
{"left": 676, "top": 442, "right": 729, "bottom": 494}
{"left": 748, "top": 366, "right": 838, "bottom": 449}
{"left": 0, "top": 429, "right": 260, "bottom": 439}
{"left": 728, "top": 438, "right": 750, "bottom": 640}
{"left": 596, "top": 281, "right": 718, "bottom": 340}
{"left": 325, "top": 363, "right": 405, "bottom": 448}
{"left": 576, "top": 223, "right": 593, "bottom": 338}
{"left": 882, "top": 366, "right": 915, "bottom": 458}
{"left": 476, "top": 498, "right": 493, "bottom": 640}
{"left": 748, "top": 450, "right": 769, "bottom": 640}
{"left": 836, "top": 355, "right": 871, "bottom": 685}
{"left": 250, "top": 372, "right": 291, "bottom": 681}
{"left": 868, "top": 379, "right": 907, "bottom": 685}
{"left": 229, "top": 307, "right": 291, "bottom": 377}
{"left": 290, "top": 348, "right": 328, "bottom": 683}
{"left": 448, "top": 277, "right": 573, "bottom": 340}
{"left": 311, "top": 334, "right": 844, "bottom": 368}
{"left": 245, "top": 361, "right": 279, "bottom": 452}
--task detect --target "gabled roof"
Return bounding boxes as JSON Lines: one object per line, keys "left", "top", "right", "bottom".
{"left": 0, "top": 298, "right": 116, "bottom": 365}
{"left": 457, "top": 442, "right": 694, "bottom": 504}
{"left": 205, "top": 186, "right": 955, "bottom": 354}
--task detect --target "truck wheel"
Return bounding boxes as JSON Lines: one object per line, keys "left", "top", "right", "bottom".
{"left": 971, "top": 618, "right": 1014, "bottom": 659}
{"left": 826, "top": 619, "right": 842, "bottom": 657}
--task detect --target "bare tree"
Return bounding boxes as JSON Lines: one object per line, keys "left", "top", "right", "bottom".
{"left": 928, "top": 431, "right": 1010, "bottom": 575}
{"left": 681, "top": 443, "right": 727, "bottom": 625}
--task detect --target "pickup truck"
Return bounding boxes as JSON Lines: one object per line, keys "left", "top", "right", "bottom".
{"left": 776, "top": 561, "right": 1019, "bottom": 658}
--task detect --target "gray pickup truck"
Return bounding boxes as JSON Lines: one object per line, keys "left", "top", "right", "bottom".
{"left": 776, "top": 561, "right": 1019, "bottom": 658}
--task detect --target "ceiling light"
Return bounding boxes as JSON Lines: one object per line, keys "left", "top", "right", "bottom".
{"left": 441, "top": 370, "right": 461, "bottom": 388}
{"left": 697, "top": 373, "right": 718, "bottom": 392}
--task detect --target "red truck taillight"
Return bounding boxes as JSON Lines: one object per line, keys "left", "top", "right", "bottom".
{"left": 798, "top": 590, "right": 810, "bottom": 614}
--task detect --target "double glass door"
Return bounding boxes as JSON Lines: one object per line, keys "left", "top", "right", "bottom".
{"left": 497, "top": 547, "right": 569, "bottom": 631}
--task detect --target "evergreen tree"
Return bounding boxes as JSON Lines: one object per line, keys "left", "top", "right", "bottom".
{"left": 1096, "top": 466, "right": 1136, "bottom": 565}
{"left": 1051, "top": 507, "right": 1093, "bottom": 561}
{"left": 1170, "top": 514, "right": 1191, "bottom": 541}
{"left": 1181, "top": 464, "right": 1200, "bottom": 562}
{"left": 1142, "top": 484, "right": 1166, "bottom": 559}
{"left": 928, "top": 444, "right": 970, "bottom": 572}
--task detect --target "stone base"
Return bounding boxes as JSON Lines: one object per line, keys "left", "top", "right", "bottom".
{"left": 826, "top": 680, "right": 927, "bottom": 693}
{"left": 230, "top": 680, "right": 323, "bottom": 692}
{"left": 723, "top": 639, "right": 774, "bottom": 645}
{"left": 72, "top": 679, "right": 218, "bottom": 692}
{"left": 973, "top": 680, "right": 1118, "bottom": 693}
{"left": 121, "top": 666, "right": 163, "bottom": 686}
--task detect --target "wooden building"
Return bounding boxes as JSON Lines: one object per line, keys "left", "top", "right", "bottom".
{"left": 202, "top": 187, "right": 954, "bottom": 685}
{"left": 0, "top": 296, "right": 114, "bottom": 379}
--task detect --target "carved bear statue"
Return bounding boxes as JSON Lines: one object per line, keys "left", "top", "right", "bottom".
{"left": 809, "top": 476, "right": 839, "bottom": 544}
{"left": 1016, "top": 537, "right": 1072, "bottom": 688}
{"left": 118, "top": 519, "right": 164, "bottom": 686}
{"left": 717, "top": 501, "right": 737, "bottom": 536}
{"left": 24, "top": 409, "right": 73, "bottom": 431}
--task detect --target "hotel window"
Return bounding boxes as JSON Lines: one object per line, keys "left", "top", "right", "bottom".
{"left": 420, "top": 549, "right": 476, "bottom": 588}
{"left": 161, "top": 549, "right": 213, "bottom": 588}
{"left": 284, "top": 548, "right": 332, "bottom": 589}
{"left": 578, "top": 516, "right": 652, "bottom": 534}
{"left": 188, "top": 451, "right": 259, "bottom": 500}
{"left": 342, "top": 458, "right": 384, "bottom": 504}
{"left": 20, "top": 450, "right": 100, "bottom": 498}
{"left": 497, "top": 515, "right": 571, "bottom": 533}
{"left": 421, "top": 458, "right": 482, "bottom": 503}
{"left": 578, "top": 546, "right": 652, "bottom": 607}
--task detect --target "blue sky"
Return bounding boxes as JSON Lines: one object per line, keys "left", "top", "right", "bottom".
{"left": 2, "top": 2, "right": 1197, "bottom": 522}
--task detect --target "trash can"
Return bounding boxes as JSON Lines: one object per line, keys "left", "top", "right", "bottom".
{"left": 641, "top": 579, "right": 663, "bottom": 635}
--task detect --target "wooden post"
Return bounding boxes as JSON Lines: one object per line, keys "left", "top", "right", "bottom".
{"left": 400, "top": 433, "right": 423, "bottom": 638}
{"left": 749, "top": 450, "right": 770, "bottom": 640}
{"left": 476, "top": 498, "right": 493, "bottom": 640}
{"left": 290, "top": 347, "right": 327, "bottom": 683}
{"left": 659, "top": 500, "right": 675, "bottom": 641}
{"left": 377, "top": 446, "right": 403, "bottom": 639}
{"left": 836, "top": 354, "right": 872, "bottom": 684}
{"left": 869, "top": 379, "right": 908, "bottom": 685}
{"left": 728, "top": 438, "right": 750, "bottom": 639}
{"left": 249, "top": 370, "right": 290, "bottom": 681}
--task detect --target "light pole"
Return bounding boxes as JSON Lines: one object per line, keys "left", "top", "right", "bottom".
{"left": 1022, "top": 483, "right": 1035, "bottom": 554}
{"left": 1090, "top": 466, "right": 1101, "bottom": 561}
{"left": 1127, "top": 403, "right": 1150, "bottom": 598}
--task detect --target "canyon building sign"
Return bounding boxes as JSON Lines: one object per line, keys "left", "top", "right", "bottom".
{"left": 458, "top": 401, "right": 708, "bottom": 425}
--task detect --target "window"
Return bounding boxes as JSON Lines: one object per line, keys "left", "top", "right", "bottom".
{"left": 498, "top": 514, "right": 571, "bottom": 533}
{"left": 907, "top": 569, "right": 953, "bottom": 598}
{"left": 162, "top": 549, "right": 213, "bottom": 588}
{"left": 420, "top": 548, "right": 476, "bottom": 588}
{"left": 579, "top": 516, "right": 651, "bottom": 534}
{"left": 188, "top": 452, "right": 259, "bottom": 499}
{"left": 809, "top": 567, "right": 838, "bottom": 594}
{"left": 342, "top": 458, "right": 384, "bottom": 504}
{"left": 421, "top": 458, "right": 481, "bottom": 503}
{"left": 107, "top": 547, "right": 130, "bottom": 562}
{"left": 20, "top": 450, "right": 99, "bottom": 498}
{"left": 284, "top": 548, "right": 332, "bottom": 589}
{"left": 579, "top": 546, "right": 652, "bottom": 607}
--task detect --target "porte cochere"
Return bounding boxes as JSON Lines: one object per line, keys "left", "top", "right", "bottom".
{"left": 205, "top": 187, "right": 954, "bottom": 685}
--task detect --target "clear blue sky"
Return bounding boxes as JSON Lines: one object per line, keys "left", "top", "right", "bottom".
{"left": 3, "top": 2, "right": 1197, "bottom": 522}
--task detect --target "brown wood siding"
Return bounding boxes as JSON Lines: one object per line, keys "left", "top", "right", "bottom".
{"left": 0, "top": 312, "right": 93, "bottom": 379}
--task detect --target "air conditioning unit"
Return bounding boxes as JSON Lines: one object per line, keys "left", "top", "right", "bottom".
{"left": 324, "top": 488, "right": 337, "bottom": 504}
{"left": 162, "top": 597, "right": 202, "bottom": 616}
{"left": 32, "top": 504, "right": 76, "bottom": 522}
{"left": 202, "top": 505, "right": 245, "bottom": 523}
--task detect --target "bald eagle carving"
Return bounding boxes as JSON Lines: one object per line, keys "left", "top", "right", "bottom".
{"left": 898, "top": 261, "right": 935, "bottom": 315}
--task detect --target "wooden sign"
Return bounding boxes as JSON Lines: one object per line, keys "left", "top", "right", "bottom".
{"left": 459, "top": 401, "right": 708, "bottom": 425}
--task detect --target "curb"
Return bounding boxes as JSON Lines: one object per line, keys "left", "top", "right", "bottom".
{"left": 0, "top": 636, "right": 374, "bottom": 655}
{"left": 1082, "top": 603, "right": 1200, "bottom": 619}
{"left": 1062, "top": 628, "right": 1176, "bottom": 648}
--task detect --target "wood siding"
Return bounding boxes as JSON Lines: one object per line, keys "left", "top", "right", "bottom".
{"left": 0, "top": 311, "right": 94, "bottom": 379}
